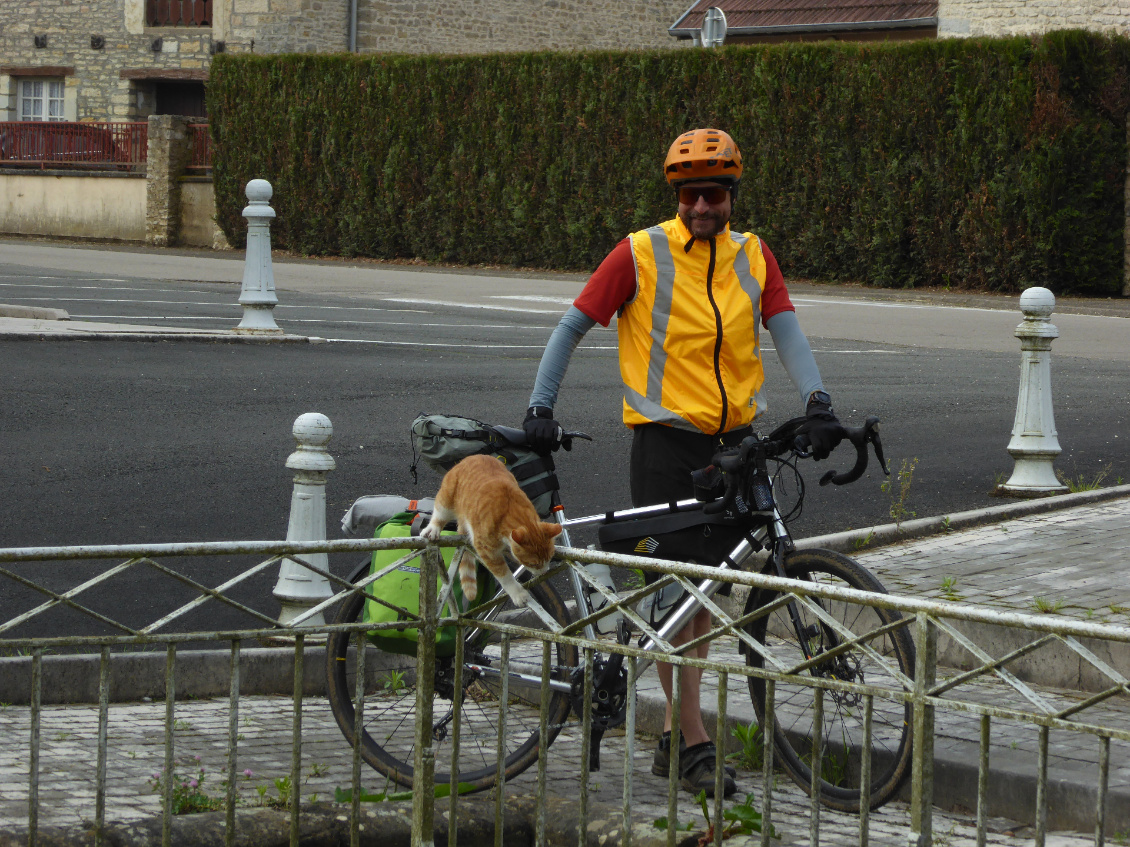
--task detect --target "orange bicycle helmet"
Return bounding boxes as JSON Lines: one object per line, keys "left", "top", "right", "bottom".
{"left": 664, "top": 128, "right": 743, "bottom": 186}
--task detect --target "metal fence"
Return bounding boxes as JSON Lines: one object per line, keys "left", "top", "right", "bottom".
{"left": 187, "top": 123, "right": 211, "bottom": 173}
{"left": 1, "top": 537, "right": 1128, "bottom": 847}
{"left": 0, "top": 121, "right": 148, "bottom": 170}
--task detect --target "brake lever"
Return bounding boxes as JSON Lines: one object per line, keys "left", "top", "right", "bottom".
{"left": 559, "top": 430, "right": 593, "bottom": 451}
{"left": 818, "top": 416, "right": 883, "bottom": 487}
{"left": 870, "top": 423, "right": 890, "bottom": 477}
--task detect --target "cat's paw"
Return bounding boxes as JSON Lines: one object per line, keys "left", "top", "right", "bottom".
{"left": 419, "top": 522, "right": 441, "bottom": 541}
{"left": 505, "top": 584, "right": 531, "bottom": 607}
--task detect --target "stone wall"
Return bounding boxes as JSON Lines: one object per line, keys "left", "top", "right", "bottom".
{"left": 938, "top": 0, "right": 1130, "bottom": 38}
{"left": 355, "top": 0, "right": 690, "bottom": 54}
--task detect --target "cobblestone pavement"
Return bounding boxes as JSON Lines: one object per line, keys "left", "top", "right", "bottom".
{"left": 856, "top": 498, "right": 1130, "bottom": 626}
{"left": 0, "top": 696, "right": 1099, "bottom": 846}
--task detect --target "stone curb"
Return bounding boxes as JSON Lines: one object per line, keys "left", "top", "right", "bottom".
{"left": 0, "top": 327, "right": 320, "bottom": 343}
{"left": 0, "top": 304, "right": 69, "bottom": 320}
{"left": 792, "top": 482, "right": 1130, "bottom": 556}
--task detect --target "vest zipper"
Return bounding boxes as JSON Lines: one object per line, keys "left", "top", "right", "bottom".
{"left": 705, "top": 237, "right": 728, "bottom": 435}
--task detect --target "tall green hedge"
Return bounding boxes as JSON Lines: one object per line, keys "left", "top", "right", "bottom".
{"left": 208, "top": 31, "right": 1130, "bottom": 295}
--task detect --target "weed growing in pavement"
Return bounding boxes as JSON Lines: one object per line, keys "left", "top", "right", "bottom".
{"left": 881, "top": 457, "right": 918, "bottom": 531}
{"left": 728, "top": 722, "right": 764, "bottom": 771}
{"left": 940, "top": 576, "right": 962, "bottom": 601}
{"left": 851, "top": 530, "right": 875, "bottom": 551}
{"left": 1057, "top": 463, "right": 1113, "bottom": 493}
{"left": 144, "top": 754, "right": 318, "bottom": 814}
{"left": 654, "top": 790, "right": 779, "bottom": 843}
{"left": 381, "top": 669, "right": 408, "bottom": 694}
{"left": 148, "top": 756, "right": 237, "bottom": 814}
{"left": 941, "top": 515, "right": 952, "bottom": 533}
{"left": 1033, "top": 596, "right": 1065, "bottom": 614}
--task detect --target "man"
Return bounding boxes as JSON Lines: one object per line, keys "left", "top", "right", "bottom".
{"left": 523, "top": 128, "right": 842, "bottom": 797}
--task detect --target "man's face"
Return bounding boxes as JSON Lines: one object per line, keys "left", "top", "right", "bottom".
{"left": 676, "top": 181, "right": 732, "bottom": 240}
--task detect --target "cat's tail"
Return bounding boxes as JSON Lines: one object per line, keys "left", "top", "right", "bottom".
{"left": 458, "top": 551, "right": 479, "bottom": 602}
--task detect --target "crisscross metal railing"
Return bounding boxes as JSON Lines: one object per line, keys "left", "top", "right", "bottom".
{"left": 2, "top": 537, "right": 1130, "bottom": 847}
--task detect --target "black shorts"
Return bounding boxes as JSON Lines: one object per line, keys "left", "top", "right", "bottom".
{"left": 628, "top": 423, "right": 752, "bottom": 593}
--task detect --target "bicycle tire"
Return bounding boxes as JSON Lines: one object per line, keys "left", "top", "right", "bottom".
{"left": 743, "top": 548, "right": 915, "bottom": 811}
{"left": 326, "top": 570, "right": 577, "bottom": 793}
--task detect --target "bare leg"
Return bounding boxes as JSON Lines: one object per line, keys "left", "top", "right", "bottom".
{"left": 657, "top": 607, "right": 713, "bottom": 746}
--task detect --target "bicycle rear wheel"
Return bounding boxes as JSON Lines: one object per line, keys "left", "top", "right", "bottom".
{"left": 743, "top": 548, "right": 915, "bottom": 811}
{"left": 326, "top": 572, "right": 577, "bottom": 793}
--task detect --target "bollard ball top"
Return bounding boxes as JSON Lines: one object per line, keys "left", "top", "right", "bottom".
{"left": 1019, "top": 287, "right": 1055, "bottom": 318}
{"left": 245, "top": 179, "right": 273, "bottom": 203}
{"left": 292, "top": 412, "right": 332, "bottom": 447}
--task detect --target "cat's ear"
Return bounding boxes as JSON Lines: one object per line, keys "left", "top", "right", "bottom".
{"left": 511, "top": 526, "right": 529, "bottom": 546}
{"left": 544, "top": 522, "right": 563, "bottom": 538}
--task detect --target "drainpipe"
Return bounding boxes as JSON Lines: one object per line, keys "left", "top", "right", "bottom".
{"left": 348, "top": 0, "right": 357, "bottom": 52}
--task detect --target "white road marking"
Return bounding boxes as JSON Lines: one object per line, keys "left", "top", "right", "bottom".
{"left": 70, "top": 314, "right": 554, "bottom": 330}
{"left": 381, "top": 297, "right": 563, "bottom": 314}
{"left": 490, "top": 295, "right": 576, "bottom": 305}
{"left": 326, "top": 338, "right": 617, "bottom": 349}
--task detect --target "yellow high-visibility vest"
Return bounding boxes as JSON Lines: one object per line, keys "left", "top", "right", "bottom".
{"left": 619, "top": 216, "right": 769, "bottom": 435}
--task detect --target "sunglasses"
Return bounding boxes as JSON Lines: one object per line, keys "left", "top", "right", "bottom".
{"left": 678, "top": 185, "right": 730, "bottom": 205}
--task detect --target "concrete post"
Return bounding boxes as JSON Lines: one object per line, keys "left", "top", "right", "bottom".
{"left": 236, "top": 179, "right": 282, "bottom": 333}
{"left": 998, "top": 287, "right": 1068, "bottom": 497}
{"left": 274, "top": 413, "right": 336, "bottom": 626}
{"left": 145, "top": 114, "right": 193, "bottom": 247}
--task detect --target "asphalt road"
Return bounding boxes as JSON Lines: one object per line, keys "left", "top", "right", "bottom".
{"left": 1, "top": 243, "right": 1128, "bottom": 639}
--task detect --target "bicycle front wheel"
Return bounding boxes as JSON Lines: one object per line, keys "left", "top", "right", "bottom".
{"left": 743, "top": 548, "right": 915, "bottom": 811}
{"left": 326, "top": 573, "right": 577, "bottom": 794}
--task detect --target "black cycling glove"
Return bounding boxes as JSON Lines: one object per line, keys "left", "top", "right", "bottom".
{"left": 523, "top": 406, "right": 562, "bottom": 454}
{"left": 800, "top": 392, "right": 843, "bottom": 461}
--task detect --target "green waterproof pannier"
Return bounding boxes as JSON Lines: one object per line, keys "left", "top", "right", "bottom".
{"left": 364, "top": 512, "right": 495, "bottom": 657}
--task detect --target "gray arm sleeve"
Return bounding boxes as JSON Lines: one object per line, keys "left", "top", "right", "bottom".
{"left": 766, "top": 310, "right": 825, "bottom": 409}
{"left": 528, "top": 305, "right": 597, "bottom": 410}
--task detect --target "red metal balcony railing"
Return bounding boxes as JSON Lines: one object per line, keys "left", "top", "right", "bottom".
{"left": 187, "top": 123, "right": 211, "bottom": 173}
{"left": 0, "top": 122, "right": 148, "bottom": 170}
{"left": 147, "top": 0, "right": 212, "bottom": 26}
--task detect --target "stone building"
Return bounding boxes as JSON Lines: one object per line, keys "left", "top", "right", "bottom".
{"left": 2, "top": 0, "right": 1126, "bottom": 122}
{"left": 670, "top": 0, "right": 1127, "bottom": 44}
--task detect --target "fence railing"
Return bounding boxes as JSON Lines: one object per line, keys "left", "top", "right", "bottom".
{"left": 1, "top": 537, "right": 1128, "bottom": 847}
{"left": 0, "top": 121, "right": 148, "bottom": 171}
{"left": 147, "top": 0, "right": 212, "bottom": 26}
{"left": 187, "top": 123, "right": 211, "bottom": 173}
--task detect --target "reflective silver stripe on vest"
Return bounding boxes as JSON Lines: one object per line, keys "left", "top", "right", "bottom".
{"left": 729, "top": 231, "right": 762, "bottom": 330}
{"left": 731, "top": 232, "right": 768, "bottom": 418}
{"left": 624, "top": 385, "right": 695, "bottom": 430}
{"left": 640, "top": 225, "right": 676, "bottom": 409}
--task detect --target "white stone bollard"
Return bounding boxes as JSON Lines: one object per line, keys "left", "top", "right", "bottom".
{"left": 998, "top": 287, "right": 1068, "bottom": 497}
{"left": 235, "top": 178, "right": 282, "bottom": 333}
{"left": 274, "top": 413, "right": 336, "bottom": 626}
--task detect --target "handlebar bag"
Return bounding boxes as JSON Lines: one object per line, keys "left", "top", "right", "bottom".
{"left": 364, "top": 511, "right": 496, "bottom": 657}
{"left": 409, "top": 413, "right": 558, "bottom": 517}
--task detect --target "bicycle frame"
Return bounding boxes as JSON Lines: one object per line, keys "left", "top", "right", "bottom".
{"left": 469, "top": 494, "right": 791, "bottom": 697}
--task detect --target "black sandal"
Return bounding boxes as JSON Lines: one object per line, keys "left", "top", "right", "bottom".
{"left": 679, "top": 741, "right": 737, "bottom": 797}
{"left": 652, "top": 732, "right": 736, "bottom": 778}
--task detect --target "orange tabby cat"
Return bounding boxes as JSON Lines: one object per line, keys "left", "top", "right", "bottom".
{"left": 420, "top": 454, "right": 562, "bottom": 607}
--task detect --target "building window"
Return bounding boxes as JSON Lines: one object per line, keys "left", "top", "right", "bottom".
{"left": 19, "top": 78, "right": 65, "bottom": 121}
{"left": 147, "top": 0, "right": 212, "bottom": 27}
